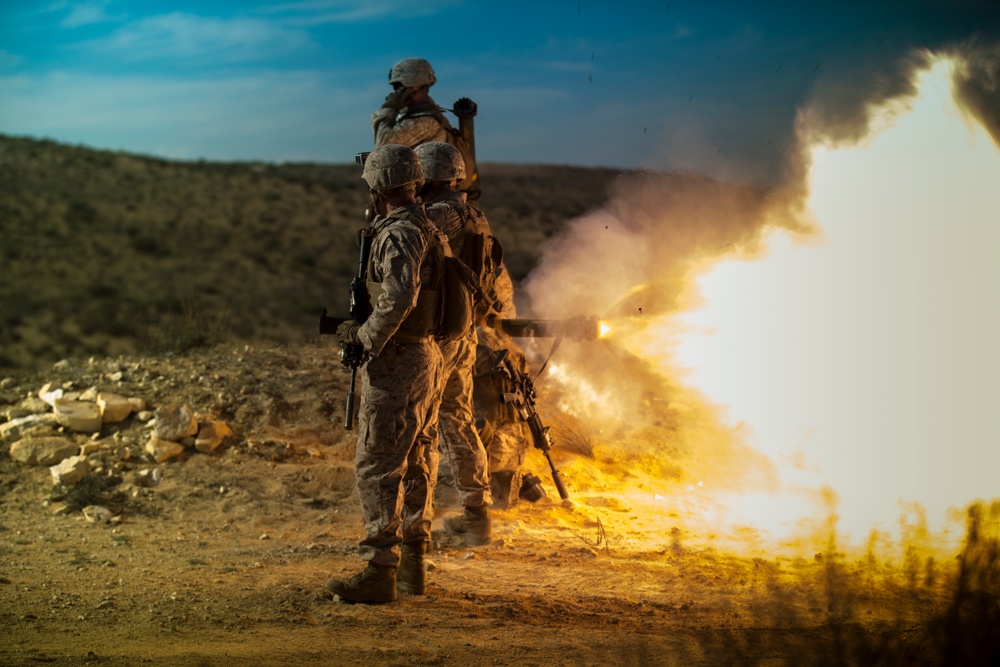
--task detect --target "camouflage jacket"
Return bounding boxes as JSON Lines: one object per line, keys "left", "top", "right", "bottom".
{"left": 358, "top": 205, "right": 436, "bottom": 356}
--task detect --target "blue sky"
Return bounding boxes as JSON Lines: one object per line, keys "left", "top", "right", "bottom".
{"left": 1, "top": 1, "right": 997, "bottom": 183}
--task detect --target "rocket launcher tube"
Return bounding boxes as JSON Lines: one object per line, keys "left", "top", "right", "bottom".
{"left": 486, "top": 315, "right": 601, "bottom": 342}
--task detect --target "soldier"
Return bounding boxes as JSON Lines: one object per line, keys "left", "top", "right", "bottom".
{"left": 372, "top": 58, "right": 451, "bottom": 149}
{"left": 326, "top": 144, "right": 444, "bottom": 604}
{"left": 472, "top": 324, "right": 535, "bottom": 509}
{"left": 373, "top": 58, "right": 481, "bottom": 203}
{"left": 414, "top": 141, "right": 514, "bottom": 545}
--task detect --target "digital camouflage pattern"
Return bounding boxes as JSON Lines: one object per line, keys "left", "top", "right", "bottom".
{"left": 436, "top": 329, "right": 492, "bottom": 508}
{"left": 373, "top": 101, "right": 452, "bottom": 149}
{"left": 354, "top": 204, "right": 444, "bottom": 566}
{"left": 473, "top": 325, "right": 532, "bottom": 509}
{"left": 422, "top": 192, "right": 496, "bottom": 509}
{"left": 356, "top": 341, "right": 442, "bottom": 565}
{"left": 357, "top": 206, "right": 433, "bottom": 355}
{"left": 425, "top": 191, "right": 517, "bottom": 320}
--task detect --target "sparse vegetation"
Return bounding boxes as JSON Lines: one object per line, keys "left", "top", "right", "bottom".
{"left": 0, "top": 135, "right": 621, "bottom": 372}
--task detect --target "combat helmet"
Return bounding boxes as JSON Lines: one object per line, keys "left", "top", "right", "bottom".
{"left": 414, "top": 141, "right": 465, "bottom": 183}
{"left": 389, "top": 58, "right": 436, "bottom": 88}
{"left": 362, "top": 144, "right": 423, "bottom": 192}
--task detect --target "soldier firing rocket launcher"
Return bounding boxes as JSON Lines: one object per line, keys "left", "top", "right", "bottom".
{"left": 485, "top": 314, "right": 609, "bottom": 341}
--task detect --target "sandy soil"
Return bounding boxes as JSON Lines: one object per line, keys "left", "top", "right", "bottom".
{"left": 1, "top": 344, "right": 997, "bottom": 666}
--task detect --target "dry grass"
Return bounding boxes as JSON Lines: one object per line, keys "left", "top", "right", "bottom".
{"left": 0, "top": 135, "right": 620, "bottom": 372}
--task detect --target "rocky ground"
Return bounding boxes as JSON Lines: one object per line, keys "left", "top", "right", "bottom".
{"left": 1, "top": 343, "right": 997, "bottom": 666}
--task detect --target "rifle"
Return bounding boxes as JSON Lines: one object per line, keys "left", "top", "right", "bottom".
{"left": 320, "top": 155, "right": 375, "bottom": 430}
{"left": 337, "top": 229, "right": 373, "bottom": 430}
{"left": 319, "top": 310, "right": 347, "bottom": 335}
{"left": 492, "top": 349, "right": 569, "bottom": 500}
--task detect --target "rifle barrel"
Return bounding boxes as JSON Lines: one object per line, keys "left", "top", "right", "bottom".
{"left": 345, "top": 367, "right": 358, "bottom": 430}
{"left": 545, "top": 452, "right": 570, "bottom": 500}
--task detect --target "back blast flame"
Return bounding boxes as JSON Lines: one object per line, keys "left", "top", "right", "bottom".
{"left": 518, "top": 52, "right": 1000, "bottom": 573}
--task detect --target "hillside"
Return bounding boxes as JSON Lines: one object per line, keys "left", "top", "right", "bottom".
{"left": 0, "top": 135, "right": 622, "bottom": 372}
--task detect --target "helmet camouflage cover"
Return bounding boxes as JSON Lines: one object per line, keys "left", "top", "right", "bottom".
{"left": 413, "top": 141, "right": 466, "bottom": 183}
{"left": 388, "top": 58, "right": 436, "bottom": 88}
{"left": 362, "top": 144, "right": 423, "bottom": 191}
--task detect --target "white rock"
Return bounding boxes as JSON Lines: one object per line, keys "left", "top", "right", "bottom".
{"left": 79, "top": 442, "right": 103, "bottom": 455}
{"left": 136, "top": 468, "right": 162, "bottom": 487}
{"left": 53, "top": 398, "right": 103, "bottom": 433}
{"left": 128, "top": 397, "right": 147, "bottom": 412}
{"left": 145, "top": 436, "right": 185, "bottom": 463}
{"left": 39, "top": 383, "right": 64, "bottom": 407}
{"left": 152, "top": 404, "right": 198, "bottom": 441}
{"left": 0, "top": 414, "right": 59, "bottom": 443}
{"left": 97, "top": 393, "right": 133, "bottom": 424}
{"left": 50, "top": 455, "right": 91, "bottom": 486}
{"left": 82, "top": 506, "right": 114, "bottom": 523}
{"left": 10, "top": 436, "right": 79, "bottom": 466}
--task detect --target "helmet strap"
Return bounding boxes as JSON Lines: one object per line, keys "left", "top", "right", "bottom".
{"left": 369, "top": 189, "right": 388, "bottom": 217}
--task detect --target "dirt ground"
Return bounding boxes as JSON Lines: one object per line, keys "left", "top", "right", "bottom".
{"left": 1, "top": 344, "right": 997, "bottom": 666}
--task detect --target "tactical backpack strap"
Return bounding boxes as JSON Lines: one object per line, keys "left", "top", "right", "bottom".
{"left": 367, "top": 210, "right": 442, "bottom": 340}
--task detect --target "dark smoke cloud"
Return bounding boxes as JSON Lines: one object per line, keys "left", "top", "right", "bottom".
{"left": 951, "top": 41, "right": 1000, "bottom": 148}
{"left": 669, "top": 3, "right": 1000, "bottom": 189}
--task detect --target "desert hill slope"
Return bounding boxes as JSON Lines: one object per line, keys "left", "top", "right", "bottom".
{"left": 0, "top": 134, "right": 621, "bottom": 371}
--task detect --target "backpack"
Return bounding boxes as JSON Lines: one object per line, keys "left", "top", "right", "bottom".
{"left": 453, "top": 206, "right": 504, "bottom": 320}
{"left": 431, "top": 228, "right": 478, "bottom": 341}
{"left": 366, "top": 207, "right": 477, "bottom": 342}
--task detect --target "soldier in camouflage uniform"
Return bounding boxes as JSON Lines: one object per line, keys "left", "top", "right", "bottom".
{"left": 472, "top": 325, "right": 534, "bottom": 509}
{"left": 372, "top": 58, "right": 452, "bottom": 149}
{"left": 414, "top": 141, "right": 516, "bottom": 545}
{"left": 327, "top": 144, "right": 443, "bottom": 604}
{"left": 373, "top": 58, "right": 481, "bottom": 204}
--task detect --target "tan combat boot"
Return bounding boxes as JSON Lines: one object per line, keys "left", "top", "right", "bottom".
{"left": 397, "top": 542, "right": 427, "bottom": 595}
{"left": 443, "top": 505, "right": 492, "bottom": 546}
{"left": 325, "top": 563, "right": 397, "bottom": 604}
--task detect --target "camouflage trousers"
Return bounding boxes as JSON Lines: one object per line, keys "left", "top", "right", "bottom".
{"left": 437, "top": 330, "right": 493, "bottom": 509}
{"left": 484, "top": 420, "right": 530, "bottom": 508}
{"left": 355, "top": 339, "right": 443, "bottom": 567}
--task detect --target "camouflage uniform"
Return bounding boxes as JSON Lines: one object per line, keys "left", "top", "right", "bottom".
{"left": 355, "top": 204, "right": 443, "bottom": 567}
{"left": 424, "top": 191, "right": 497, "bottom": 509}
{"left": 373, "top": 101, "right": 452, "bottom": 149}
{"left": 473, "top": 325, "right": 532, "bottom": 509}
